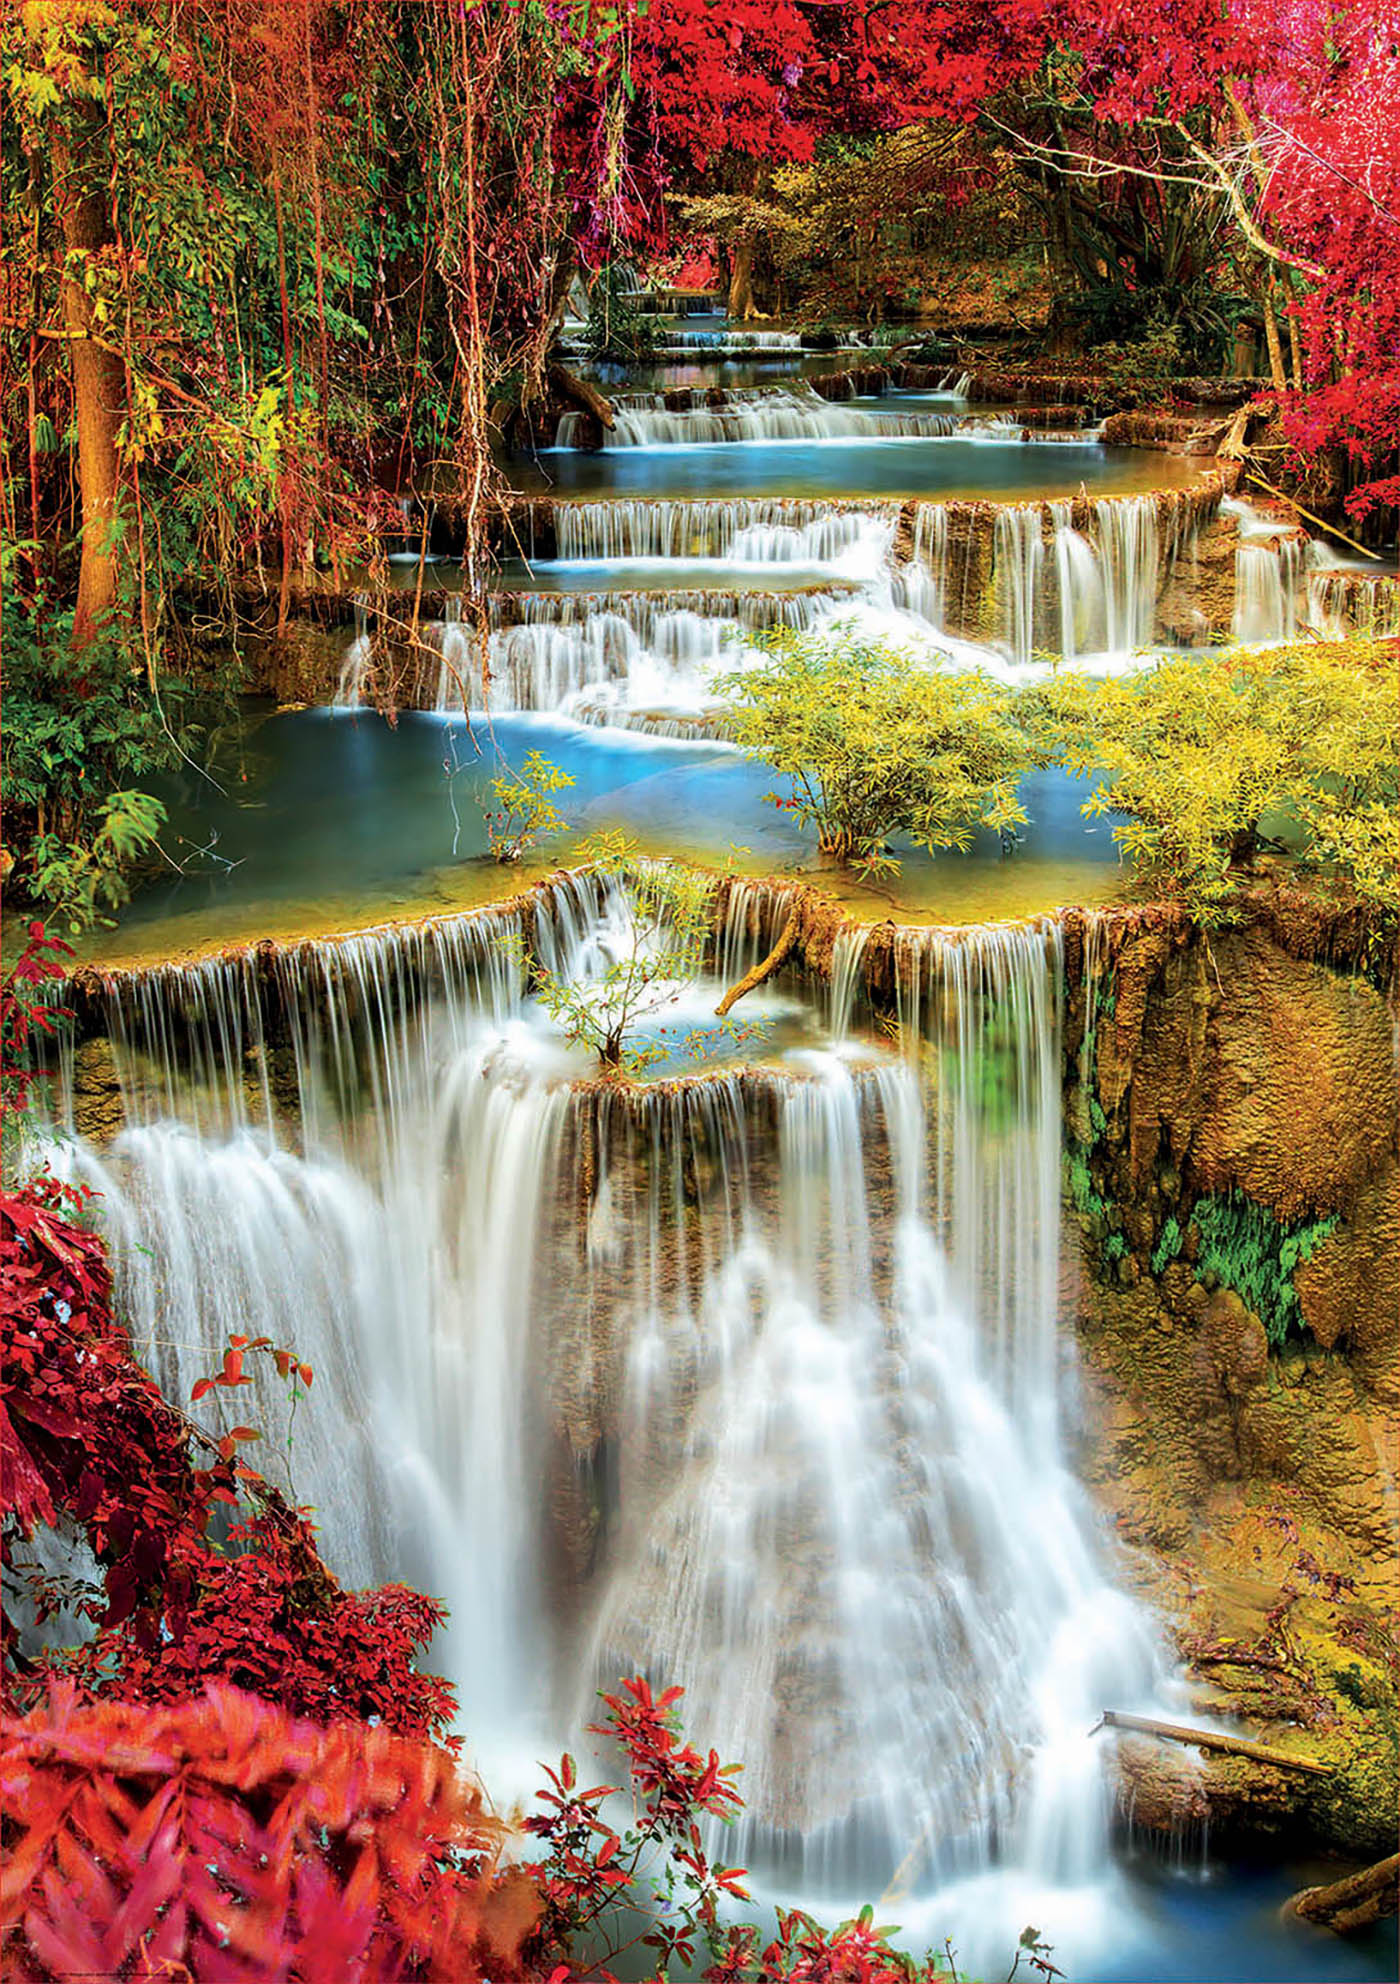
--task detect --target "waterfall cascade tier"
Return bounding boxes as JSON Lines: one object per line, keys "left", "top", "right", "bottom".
{"left": 555, "top": 383, "right": 970, "bottom": 449}
{"left": 1306, "top": 565, "right": 1400, "bottom": 640}
{"left": 334, "top": 482, "right": 1231, "bottom": 721}
{"left": 52, "top": 875, "right": 1162, "bottom": 1896}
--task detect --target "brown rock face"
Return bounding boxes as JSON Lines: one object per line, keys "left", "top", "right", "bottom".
{"left": 1188, "top": 934, "right": 1396, "bottom": 1219}
{"left": 1296, "top": 1160, "right": 1400, "bottom": 1368}
{"left": 1065, "top": 910, "right": 1399, "bottom": 1860}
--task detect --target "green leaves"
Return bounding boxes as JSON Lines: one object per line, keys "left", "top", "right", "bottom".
{"left": 485, "top": 750, "right": 575, "bottom": 862}
{"left": 719, "top": 625, "right": 1038, "bottom": 875}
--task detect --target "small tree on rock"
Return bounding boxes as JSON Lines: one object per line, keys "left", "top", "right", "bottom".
{"left": 719, "top": 628, "right": 1037, "bottom": 875}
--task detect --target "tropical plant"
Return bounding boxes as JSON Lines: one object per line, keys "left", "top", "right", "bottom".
{"left": 1027, "top": 641, "right": 1399, "bottom": 923}
{"left": 720, "top": 628, "right": 1037, "bottom": 874}
{"left": 483, "top": 751, "right": 574, "bottom": 863}
{"left": 1, "top": 590, "right": 184, "bottom": 930}
{"left": 580, "top": 264, "right": 660, "bottom": 362}
{"left": 530, "top": 842, "right": 719, "bottom": 1074}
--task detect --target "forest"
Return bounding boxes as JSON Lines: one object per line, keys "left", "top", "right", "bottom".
{"left": 2, "top": 3, "right": 1397, "bottom": 1981}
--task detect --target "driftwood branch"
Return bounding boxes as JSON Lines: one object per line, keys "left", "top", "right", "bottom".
{"left": 546, "top": 361, "right": 615, "bottom": 431}
{"left": 1242, "top": 471, "right": 1382, "bottom": 562}
{"left": 715, "top": 900, "right": 802, "bottom": 1017}
{"left": 1092, "top": 1709, "right": 1332, "bottom": 1776}
{"left": 1289, "top": 1854, "right": 1399, "bottom": 1934}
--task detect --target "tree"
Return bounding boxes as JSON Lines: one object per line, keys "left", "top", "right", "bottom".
{"left": 529, "top": 841, "right": 720, "bottom": 1073}
{"left": 1027, "top": 641, "right": 1400, "bottom": 923}
{"left": 720, "top": 628, "right": 1037, "bottom": 874}
{"left": 483, "top": 752, "right": 573, "bottom": 864}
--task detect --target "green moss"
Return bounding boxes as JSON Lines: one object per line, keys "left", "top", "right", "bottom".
{"left": 1191, "top": 1192, "right": 1339, "bottom": 1347}
{"left": 1150, "top": 1214, "right": 1183, "bottom": 1275}
{"left": 1065, "top": 1149, "right": 1106, "bottom": 1220}
{"left": 1102, "top": 1231, "right": 1128, "bottom": 1263}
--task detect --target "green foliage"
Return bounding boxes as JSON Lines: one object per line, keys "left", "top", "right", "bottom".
{"left": 1065, "top": 1149, "right": 1108, "bottom": 1223}
{"left": 580, "top": 265, "right": 659, "bottom": 362}
{"left": 484, "top": 751, "right": 574, "bottom": 863}
{"left": 720, "top": 627, "right": 1038, "bottom": 875}
{"left": 1088, "top": 318, "right": 1185, "bottom": 400}
{"left": 1025, "top": 642, "right": 1400, "bottom": 925}
{"left": 1192, "top": 1192, "right": 1338, "bottom": 1347}
{"left": 0, "top": 590, "right": 185, "bottom": 930}
{"left": 31, "top": 791, "right": 167, "bottom": 937}
{"left": 1150, "top": 1214, "right": 1183, "bottom": 1275}
{"left": 530, "top": 841, "right": 721, "bottom": 1075}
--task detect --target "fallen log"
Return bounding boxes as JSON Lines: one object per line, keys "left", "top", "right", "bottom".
{"left": 1091, "top": 1709, "right": 1332, "bottom": 1776}
{"left": 715, "top": 899, "right": 802, "bottom": 1017}
{"left": 1288, "top": 1854, "right": 1399, "bottom": 1934}
{"left": 547, "top": 361, "right": 615, "bottom": 432}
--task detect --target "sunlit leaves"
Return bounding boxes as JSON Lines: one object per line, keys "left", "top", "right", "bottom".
{"left": 721, "top": 626, "right": 1038, "bottom": 874}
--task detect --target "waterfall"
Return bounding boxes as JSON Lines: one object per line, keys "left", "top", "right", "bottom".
{"left": 333, "top": 601, "right": 373, "bottom": 710}
{"left": 1233, "top": 537, "right": 1303, "bottom": 643}
{"left": 996, "top": 507, "right": 1045, "bottom": 667}
{"left": 1051, "top": 499, "right": 1103, "bottom": 665}
{"left": 487, "top": 587, "right": 850, "bottom": 639}
{"left": 56, "top": 881, "right": 1160, "bottom": 1915}
{"left": 1305, "top": 567, "right": 1400, "bottom": 640}
{"left": 1094, "top": 494, "right": 1158, "bottom": 655}
{"left": 435, "top": 589, "right": 857, "bottom": 716}
{"left": 576, "top": 914, "right": 1158, "bottom": 1893}
{"left": 657, "top": 329, "right": 808, "bottom": 352}
{"left": 552, "top": 498, "right": 897, "bottom": 567}
{"left": 556, "top": 385, "right": 959, "bottom": 449}
{"left": 894, "top": 503, "right": 949, "bottom": 625}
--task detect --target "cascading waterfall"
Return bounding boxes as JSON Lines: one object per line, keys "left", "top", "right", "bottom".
{"left": 333, "top": 601, "right": 374, "bottom": 709}
{"left": 1050, "top": 499, "right": 1103, "bottom": 664}
{"left": 54, "top": 881, "right": 1161, "bottom": 1899}
{"left": 434, "top": 588, "right": 856, "bottom": 717}
{"left": 1094, "top": 493, "right": 1159, "bottom": 655}
{"left": 574, "top": 908, "right": 1160, "bottom": 1902}
{"left": 655, "top": 329, "right": 809, "bottom": 352}
{"left": 487, "top": 587, "right": 850, "bottom": 639}
{"left": 556, "top": 385, "right": 960, "bottom": 449}
{"left": 552, "top": 497, "right": 898, "bottom": 566}
{"left": 893, "top": 502, "right": 949, "bottom": 624}
{"left": 1305, "top": 567, "right": 1400, "bottom": 640}
{"left": 996, "top": 507, "right": 1045, "bottom": 667}
{"left": 1233, "top": 536, "right": 1304, "bottom": 643}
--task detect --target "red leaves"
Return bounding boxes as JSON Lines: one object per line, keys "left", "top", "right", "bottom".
{"left": 0, "top": 1685, "right": 531, "bottom": 1984}
{"left": 192, "top": 1333, "right": 313, "bottom": 1408}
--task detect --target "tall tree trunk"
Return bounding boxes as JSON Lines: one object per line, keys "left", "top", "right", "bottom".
{"left": 49, "top": 112, "right": 125, "bottom": 653}
{"left": 727, "top": 234, "right": 757, "bottom": 321}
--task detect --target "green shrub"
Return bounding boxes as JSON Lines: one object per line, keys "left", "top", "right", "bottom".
{"left": 1192, "top": 1192, "right": 1338, "bottom": 1346}
{"left": 720, "top": 627, "right": 1038, "bottom": 875}
{"left": 1150, "top": 1214, "right": 1183, "bottom": 1275}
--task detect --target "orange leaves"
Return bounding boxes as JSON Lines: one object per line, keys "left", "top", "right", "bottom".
{"left": 0, "top": 1685, "right": 532, "bottom": 1984}
{"left": 191, "top": 1333, "right": 313, "bottom": 1404}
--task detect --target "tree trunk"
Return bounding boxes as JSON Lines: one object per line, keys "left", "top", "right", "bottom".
{"left": 1289, "top": 1855, "right": 1399, "bottom": 1935}
{"left": 49, "top": 112, "right": 125, "bottom": 653}
{"left": 727, "top": 235, "right": 757, "bottom": 322}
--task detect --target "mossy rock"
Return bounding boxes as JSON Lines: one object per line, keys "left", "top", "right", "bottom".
{"left": 1189, "top": 933, "right": 1396, "bottom": 1220}
{"left": 1295, "top": 1159, "right": 1400, "bottom": 1369}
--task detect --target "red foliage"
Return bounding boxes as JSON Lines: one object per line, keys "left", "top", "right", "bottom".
{"left": 0, "top": 1683, "right": 535, "bottom": 1984}
{"left": 2, "top": 929, "right": 455, "bottom": 1742}
{"left": 0, "top": 929, "right": 1001, "bottom": 1984}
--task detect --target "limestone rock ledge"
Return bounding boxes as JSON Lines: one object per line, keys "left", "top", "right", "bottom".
{"left": 1062, "top": 911, "right": 1399, "bottom": 1860}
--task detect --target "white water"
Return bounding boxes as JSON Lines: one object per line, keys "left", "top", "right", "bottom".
{"left": 1306, "top": 566, "right": 1400, "bottom": 640}
{"left": 555, "top": 384, "right": 961, "bottom": 449}
{"left": 49, "top": 879, "right": 1165, "bottom": 1954}
{"left": 552, "top": 497, "right": 899, "bottom": 568}
{"left": 334, "top": 485, "right": 1200, "bottom": 722}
